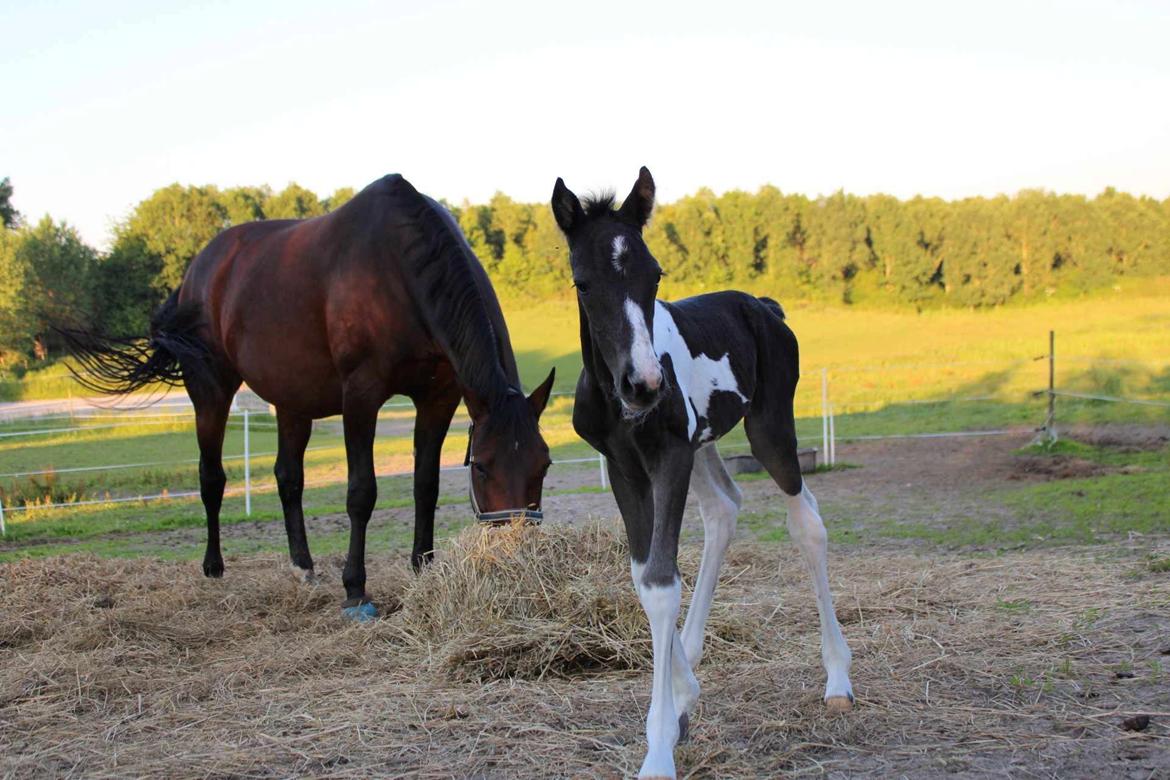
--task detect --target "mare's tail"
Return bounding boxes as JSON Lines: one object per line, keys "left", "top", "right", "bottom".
{"left": 57, "top": 288, "right": 215, "bottom": 395}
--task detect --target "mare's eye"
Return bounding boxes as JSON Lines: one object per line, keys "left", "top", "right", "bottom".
{"left": 473, "top": 462, "right": 488, "bottom": 478}
{"left": 575, "top": 281, "right": 591, "bottom": 295}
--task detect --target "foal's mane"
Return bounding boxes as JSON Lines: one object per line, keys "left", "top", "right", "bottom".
{"left": 582, "top": 191, "right": 617, "bottom": 219}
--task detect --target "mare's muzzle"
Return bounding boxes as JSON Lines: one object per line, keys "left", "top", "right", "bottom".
{"left": 464, "top": 424, "right": 544, "bottom": 527}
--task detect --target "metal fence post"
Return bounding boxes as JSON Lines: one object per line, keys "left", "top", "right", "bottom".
{"left": 1046, "top": 330, "right": 1056, "bottom": 444}
{"left": 828, "top": 403, "right": 837, "bottom": 466}
{"left": 821, "top": 368, "right": 829, "bottom": 466}
{"left": 243, "top": 408, "right": 252, "bottom": 516}
{"left": 0, "top": 495, "right": 5, "bottom": 537}
{"left": 599, "top": 453, "right": 608, "bottom": 489}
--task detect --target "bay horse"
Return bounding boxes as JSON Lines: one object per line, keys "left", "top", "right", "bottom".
{"left": 552, "top": 168, "right": 853, "bottom": 778}
{"left": 65, "top": 174, "right": 555, "bottom": 618}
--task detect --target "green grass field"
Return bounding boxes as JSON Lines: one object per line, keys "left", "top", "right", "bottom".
{"left": 1, "top": 287, "right": 1167, "bottom": 560}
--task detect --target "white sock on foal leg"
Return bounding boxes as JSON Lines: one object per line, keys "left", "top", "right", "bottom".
{"left": 632, "top": 561, "right": 683, "bottom": 779}
{"left": 786, "top": 483, "right": 854, "bottom": 710}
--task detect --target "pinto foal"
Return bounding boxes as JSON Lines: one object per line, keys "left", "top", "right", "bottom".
{"left": 553, "top": 168, "right": 853, "bottom": 779}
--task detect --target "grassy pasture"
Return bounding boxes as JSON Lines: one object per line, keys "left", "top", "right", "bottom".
{"left": 0, "top": 290, "right": 1167, "bottom": 560}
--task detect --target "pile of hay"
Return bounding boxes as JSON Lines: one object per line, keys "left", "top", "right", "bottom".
{"left": 1, "top": 523, "right": 1168, "bottom": 777}
{"left": 394, "top": 521, "right": 762, "bottom": 681}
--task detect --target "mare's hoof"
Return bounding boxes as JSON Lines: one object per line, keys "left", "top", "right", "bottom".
{"left": 677, "top": 712, "right": 690, "bottom": 743}
{"left": 342, "top": 602, "right": 379, "bottom": 622}
{"left": 292, "top": 566, "right": 318, "bottom": 585}
{"left": 203, "top": 562, "right": 224, "bottom": 578}
{"left": 825, "top": 694, "right": 854, "bottom": 714}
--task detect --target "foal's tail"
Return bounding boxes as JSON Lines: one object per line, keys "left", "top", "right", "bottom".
{"left": 757, "top": 296, "right": 786, "bottom": 321}
{"left": 57, "top": 288, "right": 215, "bottom": 395}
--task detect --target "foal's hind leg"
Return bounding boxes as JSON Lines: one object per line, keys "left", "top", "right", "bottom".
{"left": 745, "top": 409, "right": 854, "bottom": 711}
{"left": 680, "top": 443, "right": 742, "bottom": 668}
{"left": 274, "top": 409, "right": 315, "bottom": 581}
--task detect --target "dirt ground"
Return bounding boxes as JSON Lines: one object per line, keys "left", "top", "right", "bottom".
{"left": 2, "top": 428, "right": 1168, "bottom": 778}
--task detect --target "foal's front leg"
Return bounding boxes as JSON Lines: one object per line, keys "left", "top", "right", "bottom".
{"left": 634, "top": 447, "right": 694, "bottom": 780}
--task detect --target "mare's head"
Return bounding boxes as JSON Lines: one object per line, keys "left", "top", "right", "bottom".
{"left": 552, "top": 167, "right": 665, "bottom": 416}
{"left": 465, "top": 369, "right": 556, "bottom": 523}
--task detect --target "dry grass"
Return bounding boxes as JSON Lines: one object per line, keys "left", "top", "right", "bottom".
{"left": 2, "top": 522, "right": 1168, "bottom": 778}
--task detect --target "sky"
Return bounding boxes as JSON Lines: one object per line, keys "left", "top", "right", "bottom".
{"left": 2, "top": 0, "right": 1169, "bottom": 249}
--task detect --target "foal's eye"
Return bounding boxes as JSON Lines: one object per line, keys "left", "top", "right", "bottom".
{"left": 574, "top": 281, "right": 590, "bottom": 295}
{"left": 473, "top": 462, "right": 488, "bottom": 478}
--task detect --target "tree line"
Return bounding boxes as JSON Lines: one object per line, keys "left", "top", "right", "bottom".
{"left": 1, "top": 175, "right": 1167, "bottom": 368}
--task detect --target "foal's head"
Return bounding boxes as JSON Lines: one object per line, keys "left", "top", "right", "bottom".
{"left": 552, "top": 167, "right": 665, "bottom": 416}
{"left": 465, "top": 369, "right": 556, "bottom": 522}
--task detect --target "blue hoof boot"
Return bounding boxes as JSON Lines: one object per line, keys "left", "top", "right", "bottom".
{"left": 342, "top": 602, "right": 379, "bottom": 622}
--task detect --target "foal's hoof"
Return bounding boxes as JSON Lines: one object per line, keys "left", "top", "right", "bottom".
{"left": 677, "top": 712, "right": 690, "bottom": 743}
{"left": 341, "top": 602, "right": 379, "bottom": 622}
{"left": 202, "top": 561, "right": 224, "bottom": 578}
{"left": 825, "top": 694, "right": 854, "bottom": 714}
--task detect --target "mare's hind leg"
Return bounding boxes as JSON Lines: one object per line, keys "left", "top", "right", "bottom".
{"left": 680, "top": 443, "right": 742, "bottom": 668}
{"left": 274, "top": 409, "right": 315, "bottom": 581}
{"left": 745, "top": 405, "right": 854, "bottom": 712}
{"left": 190, "top": 378, "right": 240, "bottom": 578}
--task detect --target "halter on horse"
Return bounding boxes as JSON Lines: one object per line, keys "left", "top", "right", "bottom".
{"left": 554, "top": 167, "right": 854, "bottom": 779}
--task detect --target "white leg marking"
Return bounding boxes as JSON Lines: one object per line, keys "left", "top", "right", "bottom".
{"left": 787, "top": 484, "right": 853, "bottom": 704}
{"left": 291, "top": 564, "right": 317, "bottom": 585}
{"left": 631, "top": 560, "right": 684, "bottom": 778}
{"left": 624, "top": 298, "right": 662, "bottom": 390}
{"left": 680, "top": 444, "right": 741, "bottom": 668}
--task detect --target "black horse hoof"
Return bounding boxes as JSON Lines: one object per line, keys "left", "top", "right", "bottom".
{"left": 203, "top": 561, "right": 225, "bottom": 578}
{"left": 677, "top": 712, "right": 690, "bottom": 743}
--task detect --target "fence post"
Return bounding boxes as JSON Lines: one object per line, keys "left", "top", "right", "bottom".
{"left": 243, "top": 408, "right": 252, "bottom": 516}
{"left": 821, "top": 368, "right": 829, "bottom": 466}
{"left": 0, "top": 495, "right": 5, "bottom": 537}
{"left": 1046, "top": 330, "right": 1056, "bottom": 444}
{"left": 599, "top": 453, "right": 608, "bottom": 489}
{"left": 828, "top": 403, "right": 836, "bottom": 467}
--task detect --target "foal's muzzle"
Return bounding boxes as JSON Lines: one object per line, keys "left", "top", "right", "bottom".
{"left": 617, "top": 366, "right": 664, "bottom": 415}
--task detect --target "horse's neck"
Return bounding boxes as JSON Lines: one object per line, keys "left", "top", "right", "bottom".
{"left": 424, "top": 258, "right": 518, "bottom": 410}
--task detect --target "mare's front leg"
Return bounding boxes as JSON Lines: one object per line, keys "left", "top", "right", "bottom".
{"left": 340, "top": 387, "right": 381, "bottom": 620}
{"left": 409, "top": 388, "right": 459, "bottom": 571}
{"left": 634, "top": 444, "right": 694, "bottom": 780}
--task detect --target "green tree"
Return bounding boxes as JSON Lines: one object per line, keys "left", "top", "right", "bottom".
{"left": 120, "top": 184, "right": 228, "bottom": 293}
{"left": 265, "top": 183, "right": 325, "bottom": 219}
{"left": 15, "top": 217, "right": 98, "bottom": 356}
{"left": 325, "top": 187, "right": 356, "bottom": 212}
{"left": 0, "top": 177, "right": 19, "bottom": 229}
{"left": 219, "top": 185, "right": 270, "bottom": 225}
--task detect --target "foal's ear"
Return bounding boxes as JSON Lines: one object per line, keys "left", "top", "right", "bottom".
{"left": 551, "top": 178, "right": 584, "bottom": 235}
{"left": 617, "top": 166, "right": 655, "bottom": 228}
{"left": 527, "top": 367, "right": 556, "bottom": 419}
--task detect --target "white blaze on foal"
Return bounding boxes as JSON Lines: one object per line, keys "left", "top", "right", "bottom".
{"left": 623, "top": 298, "right": 662, "bottom": 390}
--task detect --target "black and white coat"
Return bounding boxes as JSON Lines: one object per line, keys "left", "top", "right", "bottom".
{"left": 554, "top": 169, "right": 854, "bottom": 780}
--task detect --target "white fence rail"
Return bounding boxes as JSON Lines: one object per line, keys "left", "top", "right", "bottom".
{"left": 2, "top": 343, "right": 1166, "bottom": 531}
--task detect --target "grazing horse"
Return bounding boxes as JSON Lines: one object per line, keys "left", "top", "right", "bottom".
{"left": 65, "top": 174, "right": 555, "bottom": 618}
{"left": 552, "top": 168, "right": 853, "bottom": 778}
